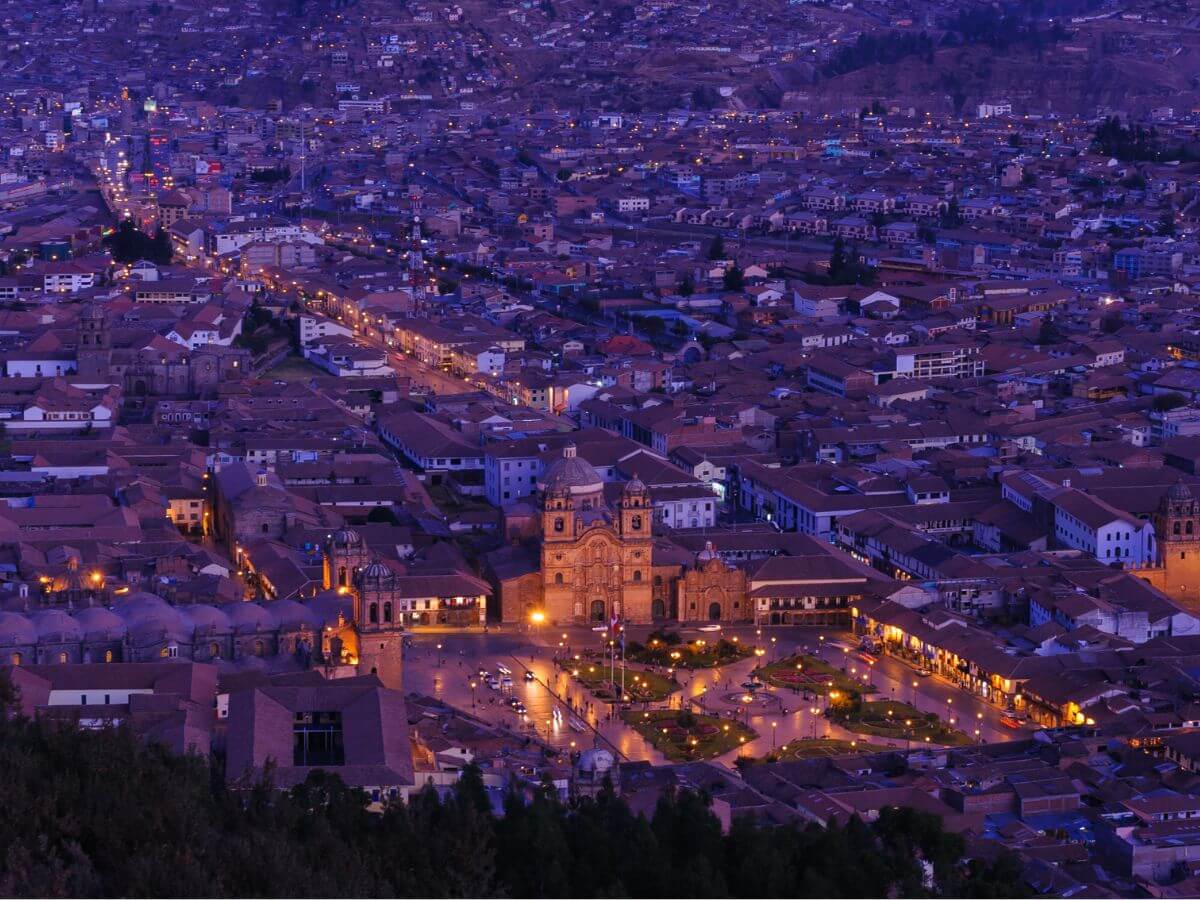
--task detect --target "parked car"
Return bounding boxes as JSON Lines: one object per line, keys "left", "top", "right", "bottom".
{"left": 1000, "top": 715, "right": 1024, "bottom": 729}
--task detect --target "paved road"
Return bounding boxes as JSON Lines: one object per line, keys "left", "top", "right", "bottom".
{"left": 402, "top": 631, "right": 664, "bottom": 763}
{"left": 402, "top": 625, "right": 1022, "bottom": 769}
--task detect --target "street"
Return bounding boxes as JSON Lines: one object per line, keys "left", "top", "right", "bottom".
{"left": 401, "top": 624, "right": 1020, "bottom": 770}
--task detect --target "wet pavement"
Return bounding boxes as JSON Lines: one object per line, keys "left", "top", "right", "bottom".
{"left": 401, "top": 624, "right": 1023, "bottom": 769}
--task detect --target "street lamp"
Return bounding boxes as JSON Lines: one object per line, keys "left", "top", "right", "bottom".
{"left": 436, "top": 643, "right": 443, "bottom": 666}
{"left": 771, "top": 720, "right": 778, "bottom": 749}
{"left": 470, "top": 681, "right": 477, "bottom": 708}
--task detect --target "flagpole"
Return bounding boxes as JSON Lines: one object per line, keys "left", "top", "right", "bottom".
{"left": 620, "top": 615, "right": 627, "bottom": 699}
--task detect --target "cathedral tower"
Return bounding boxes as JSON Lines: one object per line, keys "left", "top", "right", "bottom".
{"left": 352, "top": 559, "right": 404, "bottom": 690}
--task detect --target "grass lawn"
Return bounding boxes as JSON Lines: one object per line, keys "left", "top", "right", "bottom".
{"left": 832, "top": 700, "right": 971, "bottom": 746}
{"left": 561, "top": 660, "right": 678, "bottom": 702}
{"left": 757, "top": 738, "right": 892, "bottom": 762}
{"left": 626, "top": 633, "right": 752, "bottom": 669}
{"left": 426, "top": 484, "right": 493, "bottom": 514}
{"left": 622, "top": 709, "right": 757, "bottom": 762}
{"left": 264, "top": 355, "right": 324, "bottom": 382}
{"left": 757, "top": 654, "right": 875, "bottom": 698}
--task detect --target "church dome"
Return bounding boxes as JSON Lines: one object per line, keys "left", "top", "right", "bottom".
{"left": 74, "top": 607, "right": 128, "bottom": 642}
{"left": 31, "top": 609, "right": 82, "bottom": 641}
{"left": 180, "top": 604, "right": 233, "bottom": 635}
{"left": 333, "top": 528, "right": 362, "bottom": 546}
{"left": 269, "top": 598, "right": 323, "bottom": 632}
{"left": 1169, "top": 480, "right": 1194, "bottom": 501}
{"left": 0, "top": 612, "right": 36, "bottom": 646}
{"left": 115, "top": 593, "right": 190, "bottom": 642}
{"left": 541, "top": 444, "right": 603, "bottom": 495}
{"left": 623, "top": 474, "right": 647, "bottom": 495}
{"left": 361, "top": 560, "right": 394, "bottom": 583}
{"left": 226, "top": 602, "right": 278, "bottom": 635}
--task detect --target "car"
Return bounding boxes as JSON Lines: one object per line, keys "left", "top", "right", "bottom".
{"left": 591, "top": 625, "right": 608, "bottom": 633}
{"left": 496, "top": 664, "right": 512, "bottom": 676}
{"left": 524, "top": 670, "right": 536, "bottom": 682}
{"left": 500, "top": 676, "right": 514, "bottom": 689}
{"left": 514, "top": 703, "right": 527, "bottom": 715}
{"left": 916, "top": 668, "right": 933, "bottom": 678}
{"left": 506, "top": 697, "right": 520, "bottom": 709}
{"left": 697, "top": 624, "right": 722, "bottom": 632}
{"left": 486, "top": 677, "right": 501, "bottom": 690}
{"left": 1000, "top": 715, "right": 1023, "bottom": 729}
{"left": 858, "top": 652, "right": 878, "bottom": 665}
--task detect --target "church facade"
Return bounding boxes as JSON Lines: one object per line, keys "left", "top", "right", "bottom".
{"left": 490, "top": 445, "right": 758, "bottom": 626}
{"left": 1137, "top": 480, "right": 1200, "bottom": 609}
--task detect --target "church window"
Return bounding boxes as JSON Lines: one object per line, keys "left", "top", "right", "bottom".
{"left": 9, "top": 653, "right": 19, "bottom": 666}
{"left": 631, "top": 515, "right": 642, "bottom": 530}
{"left": 383, "top": 602, "right": 393, "bottom": 623}
{"left": 254, "top": 640, "right": 265, "bottom": 657}
{"left": 554, "top": 518, "right": 564, "bottom": 533}
{"left": 1175, "top": 522, "right": 1182, "bottom": 536}
{"left": 58, "top": 652, "right": 68, "bottom": 664}
{"left": 633, "top": 570, "right": 642, "bottom": 582}
{"left": 105, "top": 650, "right": 114, "bottom": 663}
{"left": 209, "top": 643, "right": 219, "bottom": 659}
{"left": 1189, "top": 521, "right": 1195, "bottom": 535}
{"left": 555, "top": 573, "right": 564, "bottom": 584}
{"left": 369, "top": 604, "right": 378, "bottom": 624}
{"left": 261, "top": 523, "right": 270, "bottom": 533}
{"left": 654, "top": 575, "right": 662, "bottom": 586}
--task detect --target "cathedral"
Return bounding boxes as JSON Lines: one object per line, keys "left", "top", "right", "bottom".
{"left": 489, "top": 444, "right": 760, "bottom": 626}
{"left": 1138, "top": 480, "right": 1200, "bottom": 608}
{"left": 539, "top": 445, "right": 654, "bottom": 624}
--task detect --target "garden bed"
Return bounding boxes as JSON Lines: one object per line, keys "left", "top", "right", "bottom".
{"left": 757, "top": 654, "right": 874, "bottom": 698}
{"left": 622, "top": 709, "right": 757, "bottom": 762}
{"left": 830, "top": 700, "right": 971, "bottom": 746}
{"left": 560, "top": 659, "right": 678, "bottom": 702}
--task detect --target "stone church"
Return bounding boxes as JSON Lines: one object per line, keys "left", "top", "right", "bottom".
{"left": 487, "top": 445, "right": 757, "bottom": 626}
{"left": 1138, "top": 480, "right": 1200, "bottom": 608}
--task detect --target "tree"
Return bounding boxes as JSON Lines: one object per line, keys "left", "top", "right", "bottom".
{"left": 707, "top": 234, "right": 725, "bottom": 260}
{"left": 940, "top": 197, "right": 962, "bottom": 229}
{"left": 678, "top": 274, "right": 695, "bottom": 297}
{"left": 722, "top": 265, "right": 745, "bottom": 292}
{"left": 829, "top": 235, "right": 847, "bottom": 281}
{"left": 554, "top": 168, "right": 572, "bottom": 182}
{"left": 1037, "top": 315, "right": 1062, "bottom": 346}
{"left": 0, "top": 682, "right": 1029, "bottom": 900}
{"left": 1153, "top": 392, "right": 1188, "bottom": 413}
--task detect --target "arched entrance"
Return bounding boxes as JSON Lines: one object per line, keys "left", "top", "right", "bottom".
{"left": 708, "top": 602, "right": 722, "bottom": 621}
{"left": 651, "top": 599, "right": 666, "bottom": 620}
{"left": 590, "top": 600, "right": 605, "bottom": 621}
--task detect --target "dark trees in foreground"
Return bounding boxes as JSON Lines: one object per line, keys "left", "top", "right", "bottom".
{"left": 0, "top": 697, "right": 1025, "bottom": 898}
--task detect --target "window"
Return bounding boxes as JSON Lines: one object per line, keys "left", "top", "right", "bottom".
{"left": 369, "top": 604, "right": 378, "bottom": 624}
{"left": 631, "top": 515, "right": 642, "bottom": 530}
{"left": 293, "top": 711, "right": 345, "bottom": 766}
{"left": 554, "top": 518, "right": 564, "bottom": 533}
{"left": 555, "top": 573, "right": 564, "bottom": 584}
{"left": 261, "top": 523, "right": 270, "bottom": 533}
{"left": 104, "top": 649, "right": 113, "bottom": 663}
{"left": 633, "top": 570, "right": 642, "bottom": 582}
{"left": 9, "top": 653, "right": 19, "bottom": 666}
{"left": 383, "top": 602, "right": 393, "bottom": 623}
{"left": 58, "top": 651, "right": 68, "bottom": 664}
{"left": 209, "top": 643, "right": 220, "bottom": 659}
